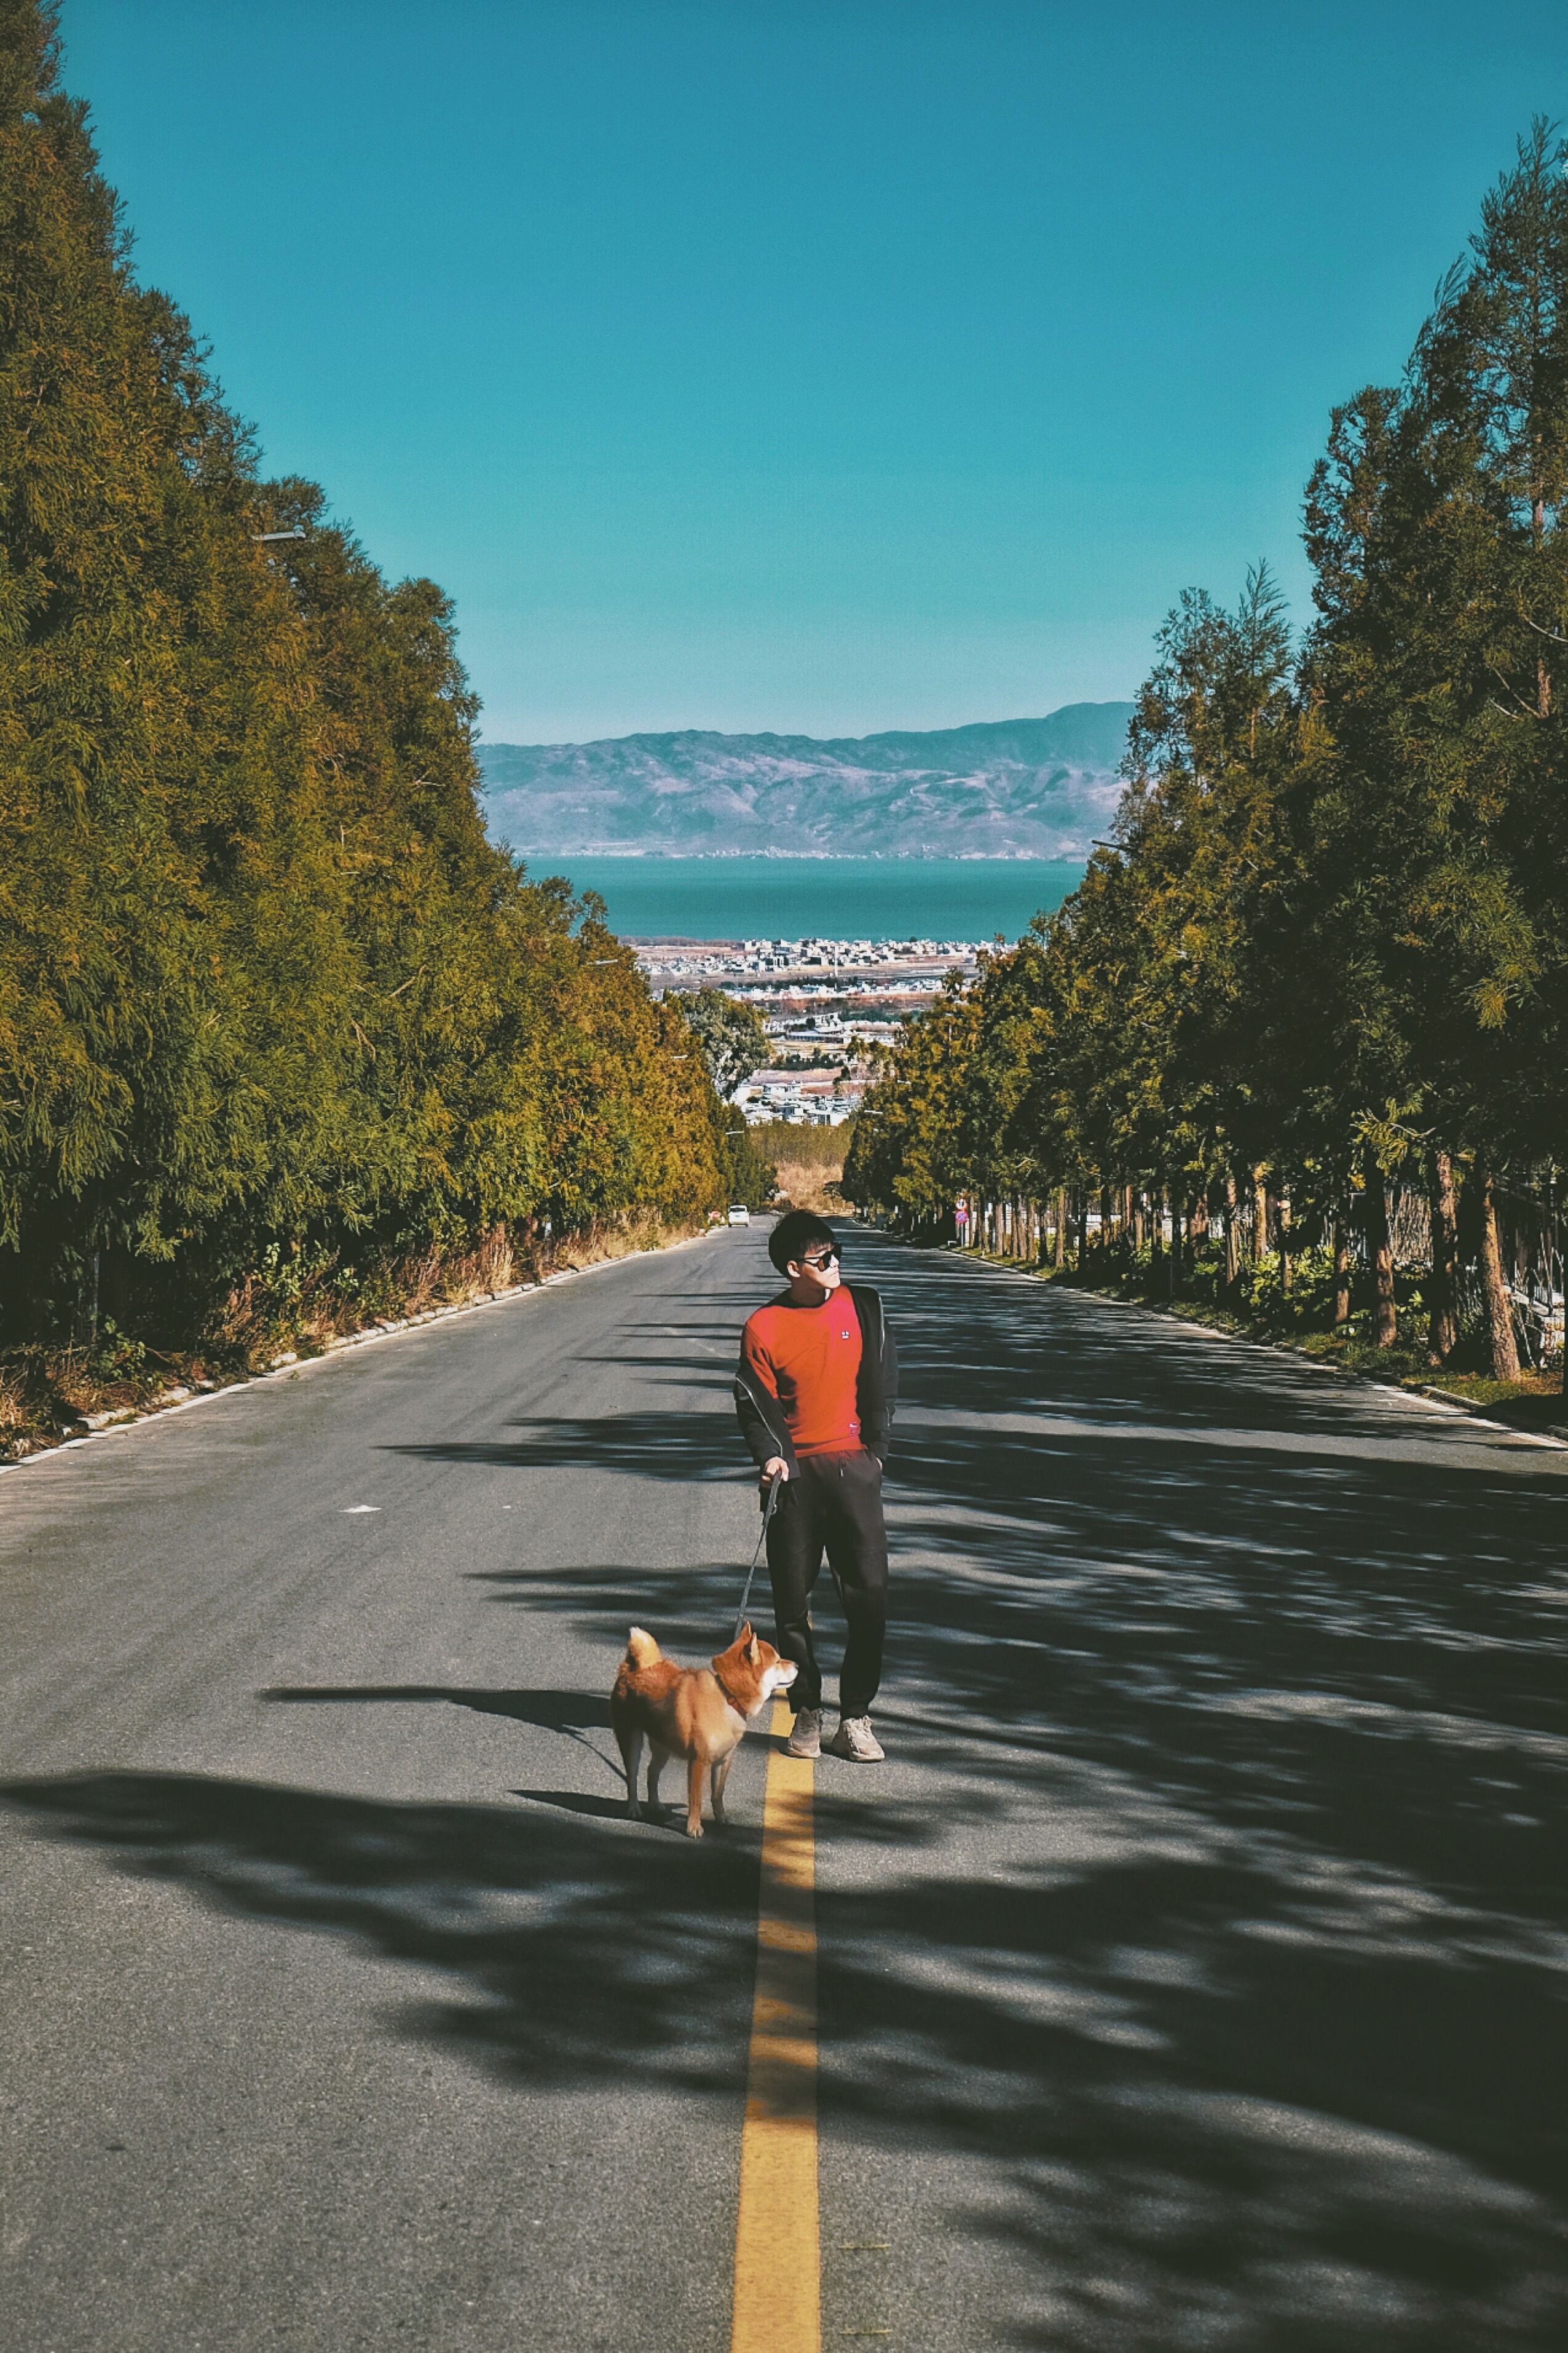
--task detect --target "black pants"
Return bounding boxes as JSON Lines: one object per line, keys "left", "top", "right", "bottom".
{"left": 766, "top": 1447, "right": 888, "bottom": 1718}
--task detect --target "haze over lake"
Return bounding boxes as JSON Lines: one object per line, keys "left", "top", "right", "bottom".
{"left": 519, "top": 856, "right": 1085, "bottom": 943}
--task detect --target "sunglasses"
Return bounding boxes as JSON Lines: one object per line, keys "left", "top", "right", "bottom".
{"left": 797, "top": 1245, "right": 840, "bottom": 1270}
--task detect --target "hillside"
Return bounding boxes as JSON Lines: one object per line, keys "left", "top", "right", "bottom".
{"left": 477, "top": 703, "right": 1133, "bottom": 858}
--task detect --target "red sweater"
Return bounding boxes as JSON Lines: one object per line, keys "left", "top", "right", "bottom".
{"left": 740, "top": 1295, "right": 864, "bottom": 1457}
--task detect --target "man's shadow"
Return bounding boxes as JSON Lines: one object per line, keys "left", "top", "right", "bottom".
{"left": 262, "top": 1682, "right": 623, "bottom": 1786}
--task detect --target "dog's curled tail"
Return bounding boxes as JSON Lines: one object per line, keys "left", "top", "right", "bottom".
{"left": 624, "top": 1626, "right": 662, "bottom": 1670}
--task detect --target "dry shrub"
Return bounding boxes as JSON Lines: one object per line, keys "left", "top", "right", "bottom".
{"left": 0, "top": 1366, "right": 29, "bottom": 1433}
{"left": 45, "top": 1348, "right": 97, "bottom": 1413}
{"left": 207, "top": 1214, "right": 702, "bottom": 1370}
{"left": 551, "top": 1211, "right": 703, "bottom": 1270}
{"left": 425, "top": 1227, "right": 515, "bottom": 1310}
{"left": 772, "top": 1161, "right": 843, "bottom": 1214}
{"left": 0, "top": 1340, "right": 169, "bottom": 1455}
{"left": 400, "top": 1248, "right": 446, "bottom": 1317}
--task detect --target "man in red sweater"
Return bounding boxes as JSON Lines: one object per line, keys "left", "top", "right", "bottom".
{"left": 733, "top": 1208, "right": 898, "bottom": 1761}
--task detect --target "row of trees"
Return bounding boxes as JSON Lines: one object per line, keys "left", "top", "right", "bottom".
{"left": 1, "top": 2, "right": 751, "bottom": 1343}
{"left": 846, "top": 123, "right": 1568, "bottom": 1380}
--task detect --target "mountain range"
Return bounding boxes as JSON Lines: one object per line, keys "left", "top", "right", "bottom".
{"left": 476, "top": 702, "right": 1133, "bottom": 858}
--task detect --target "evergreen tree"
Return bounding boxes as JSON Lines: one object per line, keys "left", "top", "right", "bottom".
{"left": 0, "top": 2, "right": 732, "bottom": 1340}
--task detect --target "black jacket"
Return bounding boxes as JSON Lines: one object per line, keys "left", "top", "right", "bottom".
{"left": 733, "top": 1282, "right": 898, "bottom": 1475}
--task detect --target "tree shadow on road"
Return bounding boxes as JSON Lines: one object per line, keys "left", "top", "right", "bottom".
{"left": 6, "top": 1226, "right": 1567, "bottom": 2347}
{"left": 1, "top": 1768, "right": 760, "bottom": 2098}
{"left": 4, "top": 1711, "right": 1563, "bottom": 2350}
{"left": 385, "top": 1409, "right": 745, "bottom": 1485}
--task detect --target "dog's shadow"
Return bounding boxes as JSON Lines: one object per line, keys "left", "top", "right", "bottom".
{"left": 511, "top": 1788, "right": 757, "bottom": 1838}
{"left": 511, "top": 1787, "right": 635, "bottom": 1822}
{"left": 264, "top": 1684, "right": 787, "bottom": 1827}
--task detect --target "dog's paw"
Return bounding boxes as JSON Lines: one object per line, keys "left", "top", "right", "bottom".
{"left": 685, "top": 1820, "right": 704, "bottom": 1840}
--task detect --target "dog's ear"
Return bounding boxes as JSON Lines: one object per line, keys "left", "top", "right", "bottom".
{"left": 745, "top": 1631, "right": 762, "bottom": 1662}
{"left": 736, "top": 1621, "right": 752, "bottom": 1647}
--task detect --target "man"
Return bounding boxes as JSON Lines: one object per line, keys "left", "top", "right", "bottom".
{"left": 733, "top": 1208, "right": 897, "bottom": 1761}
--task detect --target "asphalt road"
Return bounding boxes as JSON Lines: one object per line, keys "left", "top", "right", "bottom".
{"left": 3, "top": 1223, "right": 1567, "bottom": 2351}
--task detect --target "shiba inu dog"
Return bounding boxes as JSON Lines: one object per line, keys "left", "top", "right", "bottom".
{"left": 611, "top": 1623, "right": 797, "bottom": 1838}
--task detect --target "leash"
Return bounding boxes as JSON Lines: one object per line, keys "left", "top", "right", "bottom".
{"left": 733, "top": 1469, "right": 784, "bottom": 1642}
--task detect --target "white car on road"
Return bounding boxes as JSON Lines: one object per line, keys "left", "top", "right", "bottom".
{"left": 727, "top": 1204, "right": 751, "bottom": 1225}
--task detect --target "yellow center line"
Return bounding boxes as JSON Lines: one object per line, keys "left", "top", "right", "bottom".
{"left": 731, "top": 1698, "right": 819, "bottom": 2353}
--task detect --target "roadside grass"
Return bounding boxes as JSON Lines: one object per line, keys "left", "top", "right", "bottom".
{"left": 0, "top": 1211, "right": 711, "bottom": 1464}
{"left": 952, "top": 1238, "right": 1567, "bottom": 1430}
{"left": 752, "top": 1118, "right": 849, "bottom": 1216}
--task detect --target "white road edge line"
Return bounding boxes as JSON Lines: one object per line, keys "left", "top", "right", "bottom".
{"left": 0, "top": 1227, "right": 724, "bottom": 1481}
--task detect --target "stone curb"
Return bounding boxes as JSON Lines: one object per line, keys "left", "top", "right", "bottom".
{"left": 0, "top": 1225, "right": 723, "bottom": 1479}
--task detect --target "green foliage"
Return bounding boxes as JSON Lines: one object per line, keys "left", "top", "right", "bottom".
{"left": 0, "top": 4, "right": 732, "bottom": 1339}
{"left": 842, "top": 125, "right": 1568, "bottom": 1383}
{"left": 751, "top": 1120, "right": 847, "bottom": 1169}
{"left": 719, "top": 1121, "right": 776, "bottom": 1211}
{"left": 843, "top": 978, "right": 978, "bottom": 1220}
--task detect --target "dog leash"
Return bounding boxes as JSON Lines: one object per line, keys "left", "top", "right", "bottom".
{"left": 733, "top": 1469, "right": 784, "bottom": 1642}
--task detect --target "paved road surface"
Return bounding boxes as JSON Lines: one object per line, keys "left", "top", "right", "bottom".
{"left": 3, "top": 1224, "right": 1566, "bottom": 2350}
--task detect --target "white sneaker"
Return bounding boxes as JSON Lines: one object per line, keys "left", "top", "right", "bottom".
{"left": 786, "top": 1707, "right": 822, "bottom": 1758}
{"left": 825, "top": 1716, "right": 884, "bottom": 1762}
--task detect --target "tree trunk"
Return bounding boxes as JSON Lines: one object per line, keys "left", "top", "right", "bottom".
{"left": 73, "top": 1247, "right": 100, "bottom": 1349}
{"left": 1476, "top": 1162, "right": 1521, "bottom": 1381}
{"left": 1277, "top": 1191, "right": 1291, "bottom": 1295}
{"left": 1132, "top": 1188, "right": 1146, "bottom": 1252}
{"left": 1251, "top": 1165, "right": 1269, "bottom": 1263}
{"left": 1054, "top": 1188, "right": 1067, "bottom": 1270}
{"left": 1191, "top": 1189, "right": 1210, "bottom": 1246}
{"left": 1168, "top": 1191, "right": 1183, "bottom": 1297}
{"left": 1098, "top": 1184, "right": 1111, "bottom": 1260}
{"left": 1075, "top": 1188, "right": 1089, "bottom": 1269}
{"left": 1335, "top": 1214, "right": 1353, "bottom": 1327}
{"left": 1224, "top": 1174, "right": 1242, "bottom": 1291}
{"left": 1364, "top": 1174, "right": 1397, "bottom": 1348}
{"left": 1426, "top": 1149, "right": 1458, "bottom": 1367}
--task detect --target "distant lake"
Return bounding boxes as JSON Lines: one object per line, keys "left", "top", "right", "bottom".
{"left": 518, "top": 856, "right": 1085, "bottom": 943}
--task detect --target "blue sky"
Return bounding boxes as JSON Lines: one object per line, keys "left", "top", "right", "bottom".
{"left": 58, "top": 0, "right": 1568, "bottom": 744}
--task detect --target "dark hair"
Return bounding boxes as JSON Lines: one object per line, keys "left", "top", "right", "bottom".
{"left": 768, "top": 1209, "right": 838, "bottom": 1276}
